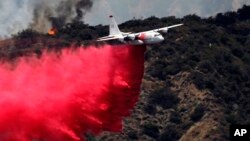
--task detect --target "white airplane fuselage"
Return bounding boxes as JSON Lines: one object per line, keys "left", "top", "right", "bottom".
{"left": 119, "top": 31, "right": 164, "bottom": 45}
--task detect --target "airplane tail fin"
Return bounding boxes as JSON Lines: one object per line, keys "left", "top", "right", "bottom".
{"left": 109, "top": 15, "right": 122, "bottom": 36}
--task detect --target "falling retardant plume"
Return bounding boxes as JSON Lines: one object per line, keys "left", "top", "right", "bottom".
{"left": 0, "top": 44, "right": 146, "bottom": 141}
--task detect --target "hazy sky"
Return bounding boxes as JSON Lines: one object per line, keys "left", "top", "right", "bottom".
{"left": 85, "top": 0, "right": 250, "bottom": 25}
{"left": 0, "top": 0, "right": 249, "bottom": 37}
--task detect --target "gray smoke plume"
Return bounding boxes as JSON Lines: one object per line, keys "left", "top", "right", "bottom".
{"left": 32, "top": 0, "right": 93, "bottom": 30}
{"left": 0, "top": 0, "right": 93, "bottom": 38}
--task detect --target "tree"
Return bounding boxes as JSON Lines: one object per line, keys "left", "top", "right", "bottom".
{"left": 237, "top": 5, "right": 250, "bottom": 20}
{"left": 14, "top": 29, "right": 40, "bottom": 39}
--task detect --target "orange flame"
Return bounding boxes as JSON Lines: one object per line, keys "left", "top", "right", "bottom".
{"left": 48, "top": 28, "right": 57, "bottom": 36}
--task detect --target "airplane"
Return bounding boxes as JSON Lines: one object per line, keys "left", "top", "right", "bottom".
{"left": 97, "top": 15, "right": 183, "bottom": 45}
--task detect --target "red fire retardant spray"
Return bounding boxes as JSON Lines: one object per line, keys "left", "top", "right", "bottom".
{"left": 0, "top": 44, "right": 146, "bottom": 141}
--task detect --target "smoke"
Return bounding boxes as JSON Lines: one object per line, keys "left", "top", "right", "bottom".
{"left": 75, "top": 0, "right": 93, "bottom": 21}
{"left": 32, "top": 0, "right": 94, "bottom": 30}
{"left": 0, "top": 44, "right": 146, "bottom": 141}
{"left": 0, "top": 0, "right": 94, "bottom": 38}
{"left": 0, "top": 0, "right": 32, "bottom": 38}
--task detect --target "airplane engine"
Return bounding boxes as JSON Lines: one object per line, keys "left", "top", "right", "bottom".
{"left": 130, "top": 40, "right": 144, "bottom": 45}
{"left": 124, "top": 34, "right": 136, "bottom": 41}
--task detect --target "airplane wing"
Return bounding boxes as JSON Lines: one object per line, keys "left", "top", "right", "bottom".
{"left": 97, "top": 35, "right": 121, "bottom": 41}
{"left": 164, "top": 23, "right": 184, "bottom": 29}
{"left": 151, "top": 23, "right": 184, "bottom": 33}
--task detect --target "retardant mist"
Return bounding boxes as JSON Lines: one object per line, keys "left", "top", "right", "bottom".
{"left": 0, "top": 44, "right": 146, "bottom": 141}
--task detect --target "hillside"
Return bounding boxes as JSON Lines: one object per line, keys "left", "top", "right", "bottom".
{"left": 0, "top": 5, "right": 249, "bottom": 141}
{"left": 96, "top": 5, "right": 250, "bottom": 141}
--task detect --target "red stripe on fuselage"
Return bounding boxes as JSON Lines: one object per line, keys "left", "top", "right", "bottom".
{"left": 138, "top": 33, "right": 146, "bottom": 40}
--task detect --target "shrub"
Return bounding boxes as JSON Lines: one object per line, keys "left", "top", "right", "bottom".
{"left": 127, "top": 130, "right": 138, "bottom": 140}
{"left": 190, "top": 104, "right": 205, "bottom": 121}
{"left": 148, "top": 62, "right": 166, "bottom": 80}
{"left": 198, "top": 60, "right": 214, "bottom": 73}
{"left": 158, "top": 125, "right": 181, "bottom": 141}
{"left": 163, "top": 64, "right": 181, "bottom": 75}
{"left": 142, "top": 123, "right": 159, "bottom": 139}
{"left": 149, "top": 88, "right": 179, "bottom": 109}
{"left": 169, "top": 111, "right": 182, "bottom": 124}
{"left": 85, "top": 133, "right": 97, "bottom": 141}
{"left": 190, "top": 72, "right": 205, "bottom": 90}
{"left": 231, "top": 48, "right": 244, "bottom": 58}
{"left": 143, "top": 104, "right": 156, "bottom": 115}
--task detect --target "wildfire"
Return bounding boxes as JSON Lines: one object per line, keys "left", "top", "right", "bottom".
{"left": 48, "top": 27, "right": 57, "bottom": 36}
